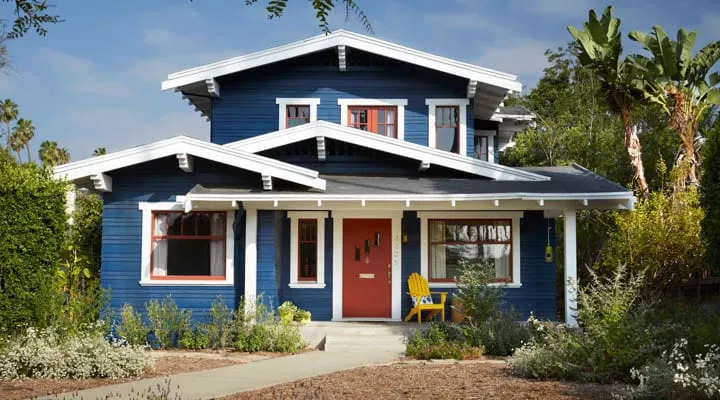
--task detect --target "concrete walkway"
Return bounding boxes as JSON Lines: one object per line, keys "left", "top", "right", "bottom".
{"left": 39, "top": 350, "right": 401, "bottom": 400}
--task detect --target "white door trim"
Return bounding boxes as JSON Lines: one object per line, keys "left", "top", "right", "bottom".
{"left": 331, "top": 210, "right": 403, "bottom": 321}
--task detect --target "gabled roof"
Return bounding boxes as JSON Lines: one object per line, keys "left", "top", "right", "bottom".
{"left": 161, "top": 30, "right": 522, "bottom": 93}
{"left": 224, "top": 121, "right": 550, "bottom": 182}
{"left": 53, "top": 136, "right": 326, "bottom": 191}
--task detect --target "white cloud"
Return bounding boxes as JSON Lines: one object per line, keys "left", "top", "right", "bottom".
{"left": 36, "top": 48, "right": 93, "bottom": 74}
{"left": 423, "top": 12, "right": 503, "bottom": 33}
{"left": 475, "top": 38, "right": 554, "bottom": 84}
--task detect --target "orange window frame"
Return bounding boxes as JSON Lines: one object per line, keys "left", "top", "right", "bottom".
{"left": 297, "top": 219, "right": 318, "bottom": 281}
{"left": 150, "top": 211, "right": 227, "bottom": 280}
{"left": 347, "top": 106, "right": 398, "bottom": 138}
{"left": 435, "top": 106, "right": 460, "bottom": 154}
{"left": 427, "top": 219, "right": 513, "bottom": 283}
{"left": 286, "top": 105, "right": 310, "bottom": 128}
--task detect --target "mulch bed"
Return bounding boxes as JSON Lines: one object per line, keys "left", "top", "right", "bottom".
{"left": 226, "top": 361, "right": 622, "bottom": 400}
{"left": 0, "top": 351, "right": 281, "bottom": 400}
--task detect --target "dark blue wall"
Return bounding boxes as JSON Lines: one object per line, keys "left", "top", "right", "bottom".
{"left": 211, "top": 52, "right": 474, "bottom": 154}
{"left": 100, "top": 157, "right": 257, "bottom": 317}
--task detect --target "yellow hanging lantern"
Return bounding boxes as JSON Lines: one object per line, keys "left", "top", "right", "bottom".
{"left": 544, "top": 221, "right": 553, "bottom": 263}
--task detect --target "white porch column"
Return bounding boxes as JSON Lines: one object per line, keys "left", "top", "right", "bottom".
{"left": 563, "top": 209, "right": 578, "bottom": 327}
{"left": 244, "top": 208, "right": 258, "bottom": 315}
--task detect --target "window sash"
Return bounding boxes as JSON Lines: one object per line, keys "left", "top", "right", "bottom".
{"left": 286, "top": 105, "right": 310, "bottom": 127}
{"left": 435, "top": 106, "right": 459, "bottom": 153}
{"left": 427, "top": 219, "right": 512, "bottom": 283}
{"left": 347, "top": 106, "right": 397, "bottom": 138}
{"left": 151, "top": 211, "right": 226, "bottom": 280}
{"left": 298, "top": 219, "right": 318, "bottom": 281}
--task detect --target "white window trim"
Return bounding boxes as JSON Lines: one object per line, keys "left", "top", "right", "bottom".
{"left": 474, "top": 131, "right": 495, "bottom": 163}
{"left": 288, "top": 211, "right": 328, "bottom": 288}
{"left": 337, "top": 98, "right": 407, "bottom": 140}
{"left": 276, "top": 98, "right": 320, "bottom": 130}
{"left": 417, "top": 211, "right": 522, "bottom": 289}
{"left": 426, "top": 99, "right": 470, "bottom": 156}
{"left": 138, "top": 202, "right": 235, "bottom": 286}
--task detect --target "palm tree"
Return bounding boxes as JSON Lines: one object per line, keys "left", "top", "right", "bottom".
{"left": 39, "top": 140, "right": 70, "bottom": 167}
{"left": 0, "top": 99, "right": 19, "bottom": 149}
{"left": 8, "top": 129, "right": 24, "bottom": 162}
{"left": 568, "top": 6, "right": 650, "bottom": 198}
{"left": 628, "top": 26, "right": 720, "bottom": 189}
{"left": 92, "top": 147, "right": 106, "bottom": 156}
{"left": 13, "top": 118, "right": 35, "bottom": 162}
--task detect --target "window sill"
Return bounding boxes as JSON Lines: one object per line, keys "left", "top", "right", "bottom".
{"left": 428, "top": 282, "right": 522, "bottom": 289}
{"left": 139, "top": 279, "right": 234, "bottom": 286}
{"left": 288, "top": 282, "right": 326, "bottom": 289}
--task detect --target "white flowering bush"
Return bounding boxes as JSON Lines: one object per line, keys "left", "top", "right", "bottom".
{"left": 0, "top": 326, "right": 150, "bottom": 380}
{"left": 628, "top": 338, "right": 720, "bottom": 399}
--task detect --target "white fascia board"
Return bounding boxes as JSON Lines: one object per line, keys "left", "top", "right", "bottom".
{"left": 53, "top": 136, "right": 326, "bottom": 191}
{"left": 161, "top": 30, "right": 521, "bottom": 92}
{"left": 225, "top": 121, "right": 548, "bottom": 181}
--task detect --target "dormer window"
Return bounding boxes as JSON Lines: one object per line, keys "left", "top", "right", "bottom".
{"left": 276, "top": 98, "right": 320, "bottom": 130}
{"left": 348, "top": 106, "right": 397, "bottom": 138}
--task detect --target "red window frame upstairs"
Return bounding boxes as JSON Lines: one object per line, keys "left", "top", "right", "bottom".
{"left": 347, "top": 106, "right": 398, "bottom": 138}
{"left": 150, "top": 211, "right": 227, "bottom": 280}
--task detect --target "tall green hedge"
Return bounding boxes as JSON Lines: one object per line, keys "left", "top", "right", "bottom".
{"left": 0, "top": 154, "right": 68, "bottom": 333}
{"left": 701, "top": 121, "right": 720, "bottom": 275}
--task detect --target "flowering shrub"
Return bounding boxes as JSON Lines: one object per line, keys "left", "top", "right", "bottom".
{"left": 0, "top": 326, "right": 149, "bottom": 380}
{"left": 629, "top": 338, "right": 720, "bottom": 399}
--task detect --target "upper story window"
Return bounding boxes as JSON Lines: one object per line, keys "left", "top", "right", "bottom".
{"left": 338, "top": 99, "right": 407, "bottom": 140}
{"left": 426, "top": 99, "right": 469, "bottom": 156}
{"left": 151, "top": 211, "right": 227, "bottom": 280}
{"left": 474, "top": 131, "right": 495, "bottom": 162}
{"left": 435, "top": 106, "right": 459, "bottom": 153}
{"left": 287, "top": 105, "right": 310, "bottom": 128}
{"left": 348, "top": 106, "right": 397, "bottom": 138}
{"left": 276, "top": 98, "right": 320, "bottom": 130}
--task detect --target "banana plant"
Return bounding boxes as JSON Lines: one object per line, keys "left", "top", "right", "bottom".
{"left": 568, "top": 6, "right": 650, "bottom": 198}
{"left": 628, "top": 26, "right": 720, "bottom": 189}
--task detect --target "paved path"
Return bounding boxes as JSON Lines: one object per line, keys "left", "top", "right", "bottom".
{"left": 39, "top": 351, "right": 401, "bottom": 400}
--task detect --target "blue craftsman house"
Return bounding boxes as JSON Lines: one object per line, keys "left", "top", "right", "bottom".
{"left": 54, "top": 31, "right": 634, "bottom": 326}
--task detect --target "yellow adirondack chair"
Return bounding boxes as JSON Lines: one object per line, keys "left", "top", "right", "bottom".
{"left": 404, "top": 273, "right": 447, "bottom": 324}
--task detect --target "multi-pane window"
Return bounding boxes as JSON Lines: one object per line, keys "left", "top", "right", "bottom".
{"left": 151, "top": 212, "right": 226, "bottom": 279}
{"left": 287, "top": 105, "right": 310, "bottom": 128}
{"left": 298, "top": 219, "right": 318, "bottom": 281}
{"left": 475, "top": 136, "right": 489, "bottom": 161}
{"left": 435, "top": 106, "right": 459, "bottom": 153}
{"left": 428, "top": 219, "right": 512, "bottom": 282}
{"left": 348, "top": 106, "right": 397, "bottom": 138}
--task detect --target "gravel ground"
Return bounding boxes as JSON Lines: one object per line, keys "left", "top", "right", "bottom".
{"left": 0, "top": 351, "right": 280, "bottom": 400}
{"left": 226, "top": 360, "right": 622, "bottom": 400}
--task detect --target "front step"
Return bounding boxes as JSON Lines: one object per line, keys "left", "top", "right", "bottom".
{"left": 300, "top": 322, "right": 421, "bottom": 355}
{"left": 324, "top": 333, "right": 407, "bottom": 353}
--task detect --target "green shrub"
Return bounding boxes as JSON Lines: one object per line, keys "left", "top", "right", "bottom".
{"left": 179, "top": 325, "right": 210, "bottom": 350}
{"left": 115, "top": 304, "right": 149, "bottom": 346}
{"left": 0, "top": 158, "right": 67, "bottom": 334}
{"left": 145, "top": 296, "right": 191, "bottom": 349}
{"left": 205, "top": 296, "right": 233, "bottom": 349}
{"left": 509, "top": 326, "right": 588, "bottom": 381}
{"left": 0, "top": 327, "right": 149, "bottom": 380}
{"left": 405, "top": 322, "right": 483, "bottom": 360}
{"left": 628, "top": 339, "right": 720, "bottom": 399}
{"left": 700, "top": 120, "right": 720, "bottom": 276}
{"left": 467, "top": 312, "right": 531, "bottom": 356}
{"left": 233, "top": 323, "right": 304, "bottom": 353}
{"left": 452, "top": 260, "right": 504, "bottom": 326}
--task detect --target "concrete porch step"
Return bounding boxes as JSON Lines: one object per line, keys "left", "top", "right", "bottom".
{"left": 300, "top": 321, "right": 424, "bottom": 355}
{"left": 324, "top": 335, "right": 407, "bottom": 353}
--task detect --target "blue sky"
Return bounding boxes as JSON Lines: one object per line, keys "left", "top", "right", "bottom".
{"left": 1, "top": 0, "right": 718, "bottom": 160}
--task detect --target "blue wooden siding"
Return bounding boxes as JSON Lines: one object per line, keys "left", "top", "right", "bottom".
{"left": 256, "top": 210, "right": 279, "bottom": 309}
{"left": 100, "top": 157, "right": 258, "bottom": 317}
{"left": 401, "top": 211, "right": 422, "bottom": 318}
{"left": 211, "top": 50, "right": 475, "bottom": 154}
{"left": 278, "top": 212, "right": 334, "bottom": 321}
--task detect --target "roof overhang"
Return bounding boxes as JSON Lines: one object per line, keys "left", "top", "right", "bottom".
{"left": 162, "top": 30, "right": 522, "bottom": 120}
{"left": 224, "top": 121, "right": 549, "bottom": 181}
{"left": 53, "top": 136, "right": 326, "bottom": 191}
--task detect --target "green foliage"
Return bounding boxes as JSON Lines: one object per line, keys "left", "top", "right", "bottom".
{"left": 232, "top": 298, "right": 305, "bottom": 353}
{"left": 179, "top": 325, "right": 210, "bottom": 350}
{"left": 68, "top": 193, "right": 103, "bottom": 274}
{"left": 3, "top": 0, "right": 62, "bottom": 39}
{"left": 277, "top": 301, "right": 312, "bottom": 325}
{"left": 405, "top": 322, "right": 483, "bottom": 360}
{"left": 601, "top": 190, "right": 705, "bottom": 292}
{"left": 452, "top": 259, "right": 504, "bottom": 326}
{"left": 467, "top": 312, "right": 531, "bottom": 356}
{"left": 701, "top": 117, "right": 720, "bottom": 275}
{"left": 115, "top": 304, "right": 149, "bottom": 346}
{"left": 0, "top": 326, "right": 148, "bottom": 380}
{"left": 0, "top": 156, "right": 67, "bottom": 334}
{"left": 145, "top": 296, "right": 192, "bottom": 349}
{"left": 242, "top": 0, "right": 374, "bottom": 34}
{"left": 204, "top": 297, "right": 234, "bottom": 349}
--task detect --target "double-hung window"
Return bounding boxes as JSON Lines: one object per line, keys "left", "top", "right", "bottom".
{"left": 428, "top": 219, "right": 513, "bottom": 283}
{"left": 286, "top": 105, "right": 310, "bottom": 128}
{"left": 426, "top": 99, "right": 469, "bottom": 156}
{"left": 348, "top": 106, "right": 398, "bottom": 138}
{"left": 151, "top": 211, "right": 226, "bottom": 280}
{"left": 288, "top": 211, "right": 327, "bottom": 288}
{"left": 276, "top": 98, "right": 320, "bottom": 130}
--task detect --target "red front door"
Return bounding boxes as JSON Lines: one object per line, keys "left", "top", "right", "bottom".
{"left": 343, "top": 219, "right": 392, "bottom": 318}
